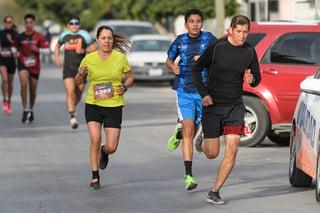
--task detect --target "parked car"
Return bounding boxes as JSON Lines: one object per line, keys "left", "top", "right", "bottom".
{"left": 90, "top": 20, "right": 157, "bottom": 38}
{"left": 289, "top": 68, "right": 320, "bottom": 204}
{"left": 127, "top": 34, "right": 174, "bottom": 82}
{"left": 239, "top": 21, "right": 320, "bottom": 146}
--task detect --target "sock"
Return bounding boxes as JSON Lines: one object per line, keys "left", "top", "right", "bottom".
{"left": 69, "top": 111, "right": 76, "bottom": 118}
{"left": 184, "top": 161, "right": 193, "bottom": 176}
{"left": 92, "top": 170, "right": 99, "bottom": 180}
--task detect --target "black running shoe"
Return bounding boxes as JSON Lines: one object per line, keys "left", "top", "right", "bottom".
{"left": 21, "top": 111, "right": 29, "bottom": 123}
{"left": 90, "top": 178, "right": 100, "bottom": 189}
{"left": 206, "top": 190, "right": 225, "bottom": 205}
{"left": 99, "top": 145, "right": 109, "bottom": 170}
{"left": 29, "top": 111, "right": 34, "bottom": 123}
{"left": 194, "top": 125, "right": 203, "bottom": 153}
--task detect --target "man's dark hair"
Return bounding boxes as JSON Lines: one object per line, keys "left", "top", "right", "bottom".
{"left": 68, "top": 15, "right": 80, "bottom": 22}
{"left": 230, "top": 15, "right": 250, "bottom": 30}
{"left": 184, "top": 8, "right": 203, "bottom": 23}
{"left": 24, "top": 13, "right": 35, "bottom": 21}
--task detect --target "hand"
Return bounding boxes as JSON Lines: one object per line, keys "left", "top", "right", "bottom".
{"left": 55, "top": 58, "right": 63, "bottom": 66}
{"left": 78, "top": 66, "right": 87, "bottom": 75}
{"left": 29, "top": 44, "right": 39, "bottom": 53}
{"left": 172, "top": 64, "right": 180, "bottom": 75}
{"left": 245, "top": 69, "right": 253, "bottom": 84}
{"left": 117, "top": 85, "right": 127, "bottom": 96}
{"left": 202, "top": 95, "right": 213, "bottom": 107}
{"left": 194, "top": 55, "right": 200, "bottom": 61}
{"left": 75, "top": 45, "right": 85, "bottom": 54}
{"left": 6, "top": 33, "right": 13, "bottom": 43}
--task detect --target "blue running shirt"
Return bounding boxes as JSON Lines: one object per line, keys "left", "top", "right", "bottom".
{"left": 167, "top": 31, "right": 216, "bottom": 93}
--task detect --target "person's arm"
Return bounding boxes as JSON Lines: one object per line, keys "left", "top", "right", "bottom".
{"left": 54, "top": 42, "right": 62, "bottom": 66}
{"left": 86, "top": 43, "right": 96, "bottom": 53}
{"left": 166, "top": 58, "right": 180, "bottom": 75}
{"left": 191, "top": 43, "right": 214, "bottom": 98}
{"left": 75, "top": 65, "right": 87, "bottom": 85}
{"left": 118, "top": 70, "right": 134, "bottom": 96}
{"left": 248, "top": 49, "right": 261, "bottom": 87}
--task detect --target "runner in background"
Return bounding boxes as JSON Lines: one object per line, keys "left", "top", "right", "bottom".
{"left": 55, "top": 15, "right": 96, "bottom": 129}
{"left": 0, "top": 15, "right": 17, "bottom": 114}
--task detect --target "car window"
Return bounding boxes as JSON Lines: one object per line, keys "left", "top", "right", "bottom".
{"left": 131, "top": 40, "right": 171, "bottom": 52}
{"left": 262, "top": 32, "right": 320, "bottom": 65}
{"left": 111, "top": 26, "right": 156, "bottom": 37}
{"left": 246, "top": 33, "right": 266, "bottom": 47}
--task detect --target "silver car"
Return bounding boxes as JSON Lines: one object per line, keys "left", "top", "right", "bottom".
{"left": 127, "top": 34, "right": 174, "bottom": 82}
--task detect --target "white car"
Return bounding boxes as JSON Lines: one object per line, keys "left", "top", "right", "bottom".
{"left": 127, "top": 34, "right": 174, "bottom": 82}
{"left": 289, "top": 67, "right": 320, "bottom": 204}
{"left": 90, "top": 20, "right": 157, "bottom": 38}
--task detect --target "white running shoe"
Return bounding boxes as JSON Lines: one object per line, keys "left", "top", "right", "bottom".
{"left": 70, "top": 117, "right": 79, "bottom": 129}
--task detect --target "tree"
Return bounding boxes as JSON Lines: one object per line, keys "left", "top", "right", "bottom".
{"left": 12, "top": 0, "right": 239, "bottom": 30}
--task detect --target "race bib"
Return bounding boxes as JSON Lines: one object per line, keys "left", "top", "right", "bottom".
{"left": 93, "top": 82, "right": 114, "bottom": 100}
{"left": 24, "top": 56, "right": 36, "bottom": 67}
{"left": 0, "top": 48, "right": 12, "bottom": 57}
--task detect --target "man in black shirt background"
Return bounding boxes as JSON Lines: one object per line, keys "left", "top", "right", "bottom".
{"left": 191, "top": 15, "right": 261, "bottom": 205}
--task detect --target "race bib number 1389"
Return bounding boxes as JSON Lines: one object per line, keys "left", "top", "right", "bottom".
{"left": 93, "top": 82, "right": 114, "bottom": 100}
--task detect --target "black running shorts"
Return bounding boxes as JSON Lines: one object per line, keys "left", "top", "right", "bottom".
{"left": 85, "top": 103, "right": 123, "bottom": 129}
{"left": 202, "top": 103, "right": 245, "bottom": 138}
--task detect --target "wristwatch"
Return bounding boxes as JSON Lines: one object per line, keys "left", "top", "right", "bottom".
{"left": 122, "top": 84, "right": 128, "bottom": 92}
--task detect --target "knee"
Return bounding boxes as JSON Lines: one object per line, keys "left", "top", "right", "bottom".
{"left": 204, "top": 150, "right": 219, "bottom": 159}
{"left": 104, "top": 144, "right": 117, "bottom": 154}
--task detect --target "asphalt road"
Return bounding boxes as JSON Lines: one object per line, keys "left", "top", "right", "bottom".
{"left": 0, "top": 62, "right": 319, "bottom": 213}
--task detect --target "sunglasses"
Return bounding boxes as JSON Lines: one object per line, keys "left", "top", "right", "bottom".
{"left": 69, "top": 21, "right": 80, "bottom": 26}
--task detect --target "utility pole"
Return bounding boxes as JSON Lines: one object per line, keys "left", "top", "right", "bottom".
{"left": 215, "top": 0, "right": 225, "bottom": 37}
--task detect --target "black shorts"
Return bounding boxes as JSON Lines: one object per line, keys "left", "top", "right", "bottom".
{"left": 63, "top": 68, "right": 87, "bottom": 84}
{"left": 0, "top": 58, "right": 16, "bottom": 74}
{"left": 85, "top": 103, "right": 123, "bottom": 129}
{"left": 17, "top": 61, "right": 39, "bottom": 80}
{"left": 202, "top": 103, "right": 245, "bottom": 138}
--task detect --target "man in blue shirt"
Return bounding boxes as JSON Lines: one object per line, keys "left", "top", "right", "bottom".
{"left": 166, "top": 8, "right": 216, "bottom": 190}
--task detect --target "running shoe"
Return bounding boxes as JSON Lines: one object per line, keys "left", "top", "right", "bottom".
{"left": 29, "top": 111, "right": 34, "bottom": 122}
{"left": 194, "top": 125, "right": 203, "bottom": 153}
{"left": 90, "top": 178, "right": 100, "bottom": 189}
{"left": 6, "top": 102, "right": 11, "bottom": 114}
{"left": 184, "top": 175, "right": 198, "bottom": 190}
{"left": 167, "top": 123, "right": 183, "bottom": 151}
{"left": 99, "top": 145, "right": 109, "bottom": 170}
{"left": 2, "top": 100, "right": 8, "bottom": 112}
{"left": 206, "top": 190, "right": 225, "bottom": 205}
{"left": 70, "top": 117, "right": 78, "bottom": 129}
{"left": 21, "top": 111, "right": 30, "bottom": 123}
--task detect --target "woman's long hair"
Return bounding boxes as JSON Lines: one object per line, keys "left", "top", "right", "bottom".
{"left": 96, "top": 25, "right": 131, "bottom": 54}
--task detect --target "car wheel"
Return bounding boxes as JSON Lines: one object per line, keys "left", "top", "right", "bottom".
{"left": 240, "top": 96, "right": 270, "bottom": 147}
{"left": 289, "top": 125, "right": 312, "bottom": 187}
{"left": 268, "top": 131, "right": 290, "bottom": 146}
{"left": 316, "top": 151, "right": 320, "bottom": 203}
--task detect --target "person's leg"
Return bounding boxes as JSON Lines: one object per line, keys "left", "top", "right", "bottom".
{"left": 18, "top": 70, "right": 30, "bottom": 110}
{"left": 103, "top": 127, "right": 121, "bottom": 154}
{"left": 213, "top": 134, "right": 240, "bottom": 191}
{"left": 0, "top": 65, "right": 8, "bottom": 111}
{"left": 64, "top": 78, "right": 76, "bottom": 113}
{"left": 87, "top": 121, "right": 102, "bottom": 188}
{"left": 29, "top": 76, "right": 39, "bottom": 110}
{"left": 7, "top": 73, "right": 15, "bottom": 103}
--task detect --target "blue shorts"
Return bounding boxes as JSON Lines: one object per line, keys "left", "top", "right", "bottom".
{"left": 176, "top": 92, "right": 202, "bottom": 127}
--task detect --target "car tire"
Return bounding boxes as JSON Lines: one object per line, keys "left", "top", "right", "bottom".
{"left": 240, "top": 96, "right": 270, "bottom": 147}
{"left": 289, "top": 125, "right": 312, "bottom": 187}
{"left": 316, "top": 152, "right": 320, "bottom": 203}
{"left": 267, "top": 131, "right": 290, "bottom": 146}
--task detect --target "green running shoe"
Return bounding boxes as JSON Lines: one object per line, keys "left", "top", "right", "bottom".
{"left": 184, "top": 175, "right": 198, "bottom": 190}
{"left": 167, "top": 123, "right": 183, "bottom": 151}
